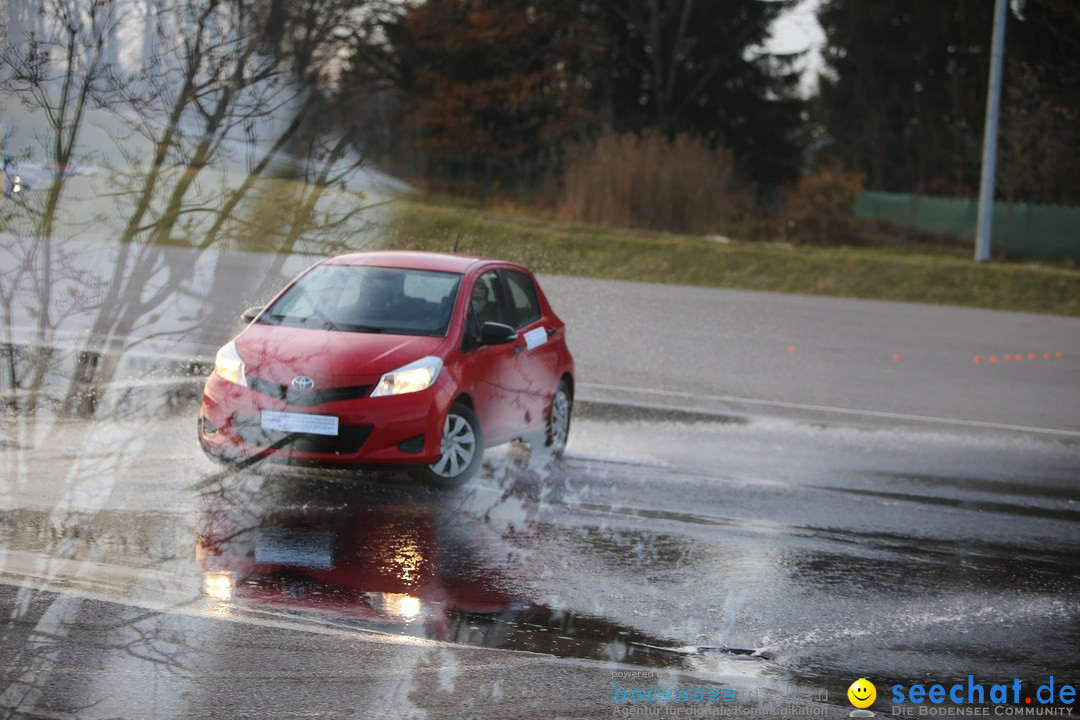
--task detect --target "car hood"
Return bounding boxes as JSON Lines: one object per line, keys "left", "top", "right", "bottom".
{"left": 235, "top": 323, "right": 445, "bottom": 381}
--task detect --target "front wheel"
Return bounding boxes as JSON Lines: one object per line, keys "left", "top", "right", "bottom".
{"left": 422, "top": 403, "right": 484, "bottom": 489}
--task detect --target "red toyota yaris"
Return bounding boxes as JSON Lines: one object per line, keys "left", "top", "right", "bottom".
{"left": 198, "top": 251, "right": 574, "bottom": 487}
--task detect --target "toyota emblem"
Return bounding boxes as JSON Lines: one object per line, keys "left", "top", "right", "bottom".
{"left": 291, "top": 376, "right": 315, "bottom": 392}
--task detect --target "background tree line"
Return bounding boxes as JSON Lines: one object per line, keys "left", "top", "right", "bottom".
{"left": 816, "top": 0, "right": 1080, "bottom": 207}
{"left": 344, "top": 0, "right": 804, "bottom": 230}
{"left": 4, "top": 0, "right": 1078, "bottom": 242}
{"left": 337, "top": 0, "right": 1079, "bottom": 233}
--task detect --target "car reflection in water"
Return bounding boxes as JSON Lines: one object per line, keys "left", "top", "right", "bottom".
{"left": 194, "top": 474, "right": 708, "bottom": 669}
{"left": 196, "top": 481, "right": 515, "bottom": 643}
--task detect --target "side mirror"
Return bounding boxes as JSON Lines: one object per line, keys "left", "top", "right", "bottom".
{"left": 241, "top": 305, "right": 264, "bottom": 323}
{"left": 480, "top": 322, "right": 517, "bottom": 345}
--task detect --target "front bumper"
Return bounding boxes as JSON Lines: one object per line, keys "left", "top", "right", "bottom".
{"left": 198, "top": 373, "right": 453, "bottom": 467}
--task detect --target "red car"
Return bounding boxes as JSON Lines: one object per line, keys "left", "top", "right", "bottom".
{"left": 198, "top": 251, "right": 574, "bottom": 487}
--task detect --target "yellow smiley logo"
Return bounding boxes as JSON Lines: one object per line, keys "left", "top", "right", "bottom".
{"left": 848, "top": 678, "right": 877, "bottom": 709}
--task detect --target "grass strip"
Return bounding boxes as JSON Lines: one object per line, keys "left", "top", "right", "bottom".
{"left": 376, "top": 200, "right": 1080, "bottom": 317}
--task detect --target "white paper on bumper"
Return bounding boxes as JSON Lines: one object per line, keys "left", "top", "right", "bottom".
{"left": 261, "top": 410, "right": 339, "bottom": 436}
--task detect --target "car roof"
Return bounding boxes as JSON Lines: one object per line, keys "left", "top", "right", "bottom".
{"left": 324, "top": 250, "right": 519, "bottom": 275}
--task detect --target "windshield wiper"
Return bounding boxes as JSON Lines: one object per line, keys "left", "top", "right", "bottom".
{"left": 260, "top": 310, "right": 383, "bottom": 333}
{"left": 338, "top": 323, "right": 384, "bottom": 333}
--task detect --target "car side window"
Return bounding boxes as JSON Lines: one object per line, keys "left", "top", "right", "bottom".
{"left": 503, "top": 270, "right": 541, "bottom": 329}
{"left": 467, "top": 271, "right": 509, "bottom": 337}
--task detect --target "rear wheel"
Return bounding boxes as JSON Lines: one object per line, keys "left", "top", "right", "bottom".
{"left": 423, "top": 403, "right": 483, "bottom": 489}
{"left": 539, "top": 379, "right": 572, "bottom": 458}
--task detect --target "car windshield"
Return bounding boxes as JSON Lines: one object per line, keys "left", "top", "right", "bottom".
{"left": 260, "top": 264, "right": 461, "bottom": 337}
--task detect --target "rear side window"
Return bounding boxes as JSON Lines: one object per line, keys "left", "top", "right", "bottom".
{"left": 503, "top": 270, "right": 541, "bottom": 329}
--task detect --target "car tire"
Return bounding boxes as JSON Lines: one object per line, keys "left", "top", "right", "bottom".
{"left": 423, "top": 403, "right": 484, "bottom": 489}
{"left": 198, "top": 416, "right": 227, "bottom": 464}
{"left": 540, "top": 379, "right": 572, "bottom": 458}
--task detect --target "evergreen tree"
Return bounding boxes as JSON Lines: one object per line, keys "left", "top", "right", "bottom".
{"left": 815, "top": 0, "right": 994, "bottom": 196}
{"left": 587, "top": 0, "right": 804, "bottom": 194}
{"left": 361, "top": 0, "right": 804, "bottom": 201}
{"left": 379, "top": 0, "right": 597, "bottom": 196}
{"left": 997, "top": 0, "right": 1080, "bottom": 205}
{"left": 815, "top": 0, "right": 1079, "bottom": 204}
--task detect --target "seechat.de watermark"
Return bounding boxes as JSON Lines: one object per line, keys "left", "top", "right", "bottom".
{"left": 847, "top": 676, "right": 1075, "bottom": 718}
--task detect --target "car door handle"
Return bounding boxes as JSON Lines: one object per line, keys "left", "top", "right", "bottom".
{"left": 513, "top": 344, "right": 525, "bottom": 355}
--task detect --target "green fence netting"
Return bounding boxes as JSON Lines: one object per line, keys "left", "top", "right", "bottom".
{"left": 854, "top": 191, "right": 1079, "bottom": 262}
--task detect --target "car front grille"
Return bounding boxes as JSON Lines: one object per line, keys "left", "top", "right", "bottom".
{"left": 247, "top": 375, "right": 372, "bottom": 408}
{"left": 234, "top": 418, "right": 373, "bottom": 455}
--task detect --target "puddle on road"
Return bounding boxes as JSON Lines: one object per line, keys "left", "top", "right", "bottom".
{"left": 576, "top": 401, "right": 750, "bottom": 427}
{"left": 196, "top": 475, "right": 779, "bottom": 671}
{"left": 812, "top": 483, "right": 1080, "bottom": 523}
{"left": 4, "top": 354, "right": 1080, "bottom": 703}
{"left": 0, "top": 479, "right": 771, "bottom": 675}
{"left": 0, "top": 345, "right": 772, "bottom": 680}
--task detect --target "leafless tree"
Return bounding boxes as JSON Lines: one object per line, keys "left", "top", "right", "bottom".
{"left": 0, "top": 0, "right": 385, "bottom": 418}
{"left": 0, "top": 0, "right": 123, "bottom": 412}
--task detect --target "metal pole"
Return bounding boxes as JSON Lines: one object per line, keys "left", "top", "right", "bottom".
{"left": 2, "top": 123, "right": 9, "bottom": 198}
{"left": 974, "top": 0, "right": 1008, "bottom": 262}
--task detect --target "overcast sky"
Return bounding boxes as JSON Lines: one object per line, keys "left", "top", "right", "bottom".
{"left": 766, "top": 0, "right": 825, "bottom": 95}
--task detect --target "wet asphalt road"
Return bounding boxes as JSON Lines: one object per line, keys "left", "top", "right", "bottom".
{"left": 2, "top": 384, "right": 1078, "bottom": 718}
{"left": 9, "top": 242, "right": 1077, "bottom": 433}
{"left": 2, "top": 244, "right": 1080, "bottom": 718}
{"left": 540, "top": 276, "right": 1080, "bottom": 434}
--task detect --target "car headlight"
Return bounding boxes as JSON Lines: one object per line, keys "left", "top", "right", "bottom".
{"left": 371, "top": 355, "right": 443, "bottom": 397}
{"left": 213, "top": 340, "right": 247, "bottom": 387}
